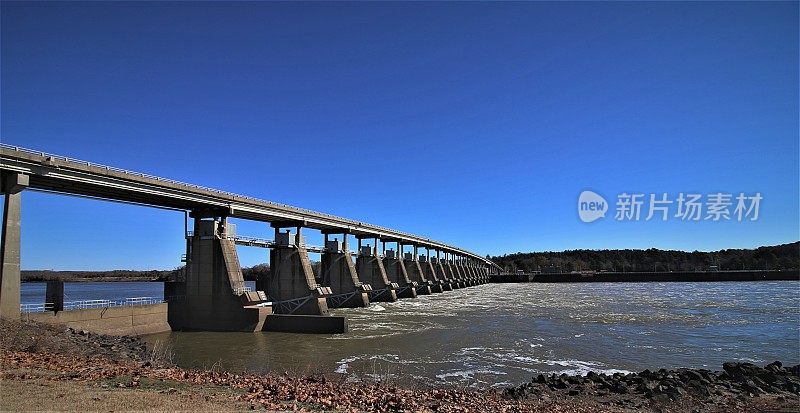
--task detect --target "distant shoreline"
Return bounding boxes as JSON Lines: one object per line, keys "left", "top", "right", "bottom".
{"left": 20, "top": 269, "right": 177, "bottom": 283}
{"left": 19, "top": 268, "right": 262, "bottom": 283}
{"left": 21, "top": 277, "right": 161, "bottom": 283}
{"left": 492, "top": 269, "right": 799, "bottom": 283}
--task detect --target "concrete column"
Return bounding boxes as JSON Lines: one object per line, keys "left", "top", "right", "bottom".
{"left": 321, "top": 234, "right": 369, "bottom": 308}
{"left": 466, "top": 259, "right": 477, "bottom": 283}
{"left": 441, "top": 254, "right": 460, "bottom": 288}
{"left": 421, "top": 254, "right": 445, "bottom": 293}
{"left": 169, "top": 217, "right": 268, "bottom": 331}
{"left": 466, "top": 259, "right": 476, "bottom": 286}
{"left": 384, "top": 242, "right": 416, "bottom": 298}
{"left": 355, "top": 238, "right": 397, "bottom": 302}
{"left": 467, "top": 259, "right": 477, "bottom": 285}
{"left": 450, "top": 254, "right": 465, "bottom": 287}
{"left": 0, "top": 173, "right": 28, "bottom": 319}
{"left": 45, "top": 280, "right": 64, "bottom": 312}
{"left": 455, "top": 255, "right": 468, "bottom": 287}
{"left": 266, "top": 228, "right": 328, "bottom": 315}
{"left": 403, "top": 244, "right": 431, "bottom": 295}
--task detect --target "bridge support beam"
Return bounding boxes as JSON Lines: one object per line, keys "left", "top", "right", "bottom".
{"left": 455, "top": 258, "right": 467, "bottom": 286}
{"left": 384, "top": 244, "right": 417, "bottom": 299}
{"left": 420, "top": 255, "right": 444, "bottom": 293}
{"left": 355, "top": 238, "right": 397, "bottom": 302}
{"left": 169, "top": 217, "right": 269, "bottom": 331}
{"left": 439, "top": 255, "right": 459, "bottom": 289}
{"left": 431, "top": 258, "right": 453, "bottom": 291}
{"left": 469, "top": 260, "right": 479, "bottom": 285}
{"left": 451, "top": 256, "right": 467, "bottom": 287}
{"left": 321, "top": 234, "right": 369, "bottom": 309}
{"left": 0, "top": 173, "right": 28, "bottom": 319}
{"left": 467, "top": 261, "right": 478, "bottom": 284}
{"left": 402, "top": 245, "right": 431, "bottom": 295}
{"left": 46, "top": 280, "right": 64, "bottom": 312}
{"left": 263, "top": 228, "right": 329, "bottom": 315}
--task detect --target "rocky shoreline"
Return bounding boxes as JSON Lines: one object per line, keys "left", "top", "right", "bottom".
{"left": 505, "top": 361, "right": 800, "bottom": 411}
{"left": 1, "top": 319, "right": 798, "bottom": 412}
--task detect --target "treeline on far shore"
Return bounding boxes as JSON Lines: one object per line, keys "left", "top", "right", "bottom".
{"left": 22, "top": 265, "right": 272, "bottom": 282}
{"left": 490, "top": 242, "right": 800, "bottom": 273}
{"left": 21, "top": 269, "right": 184, "bottom": 282}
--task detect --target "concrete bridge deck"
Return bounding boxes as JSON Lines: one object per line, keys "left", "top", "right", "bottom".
{"left": 0, "top": 144, "right": 497, "bottom": 266}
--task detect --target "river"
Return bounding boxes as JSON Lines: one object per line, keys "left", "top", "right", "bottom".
{"left": 21, "top": 281, "right": 800, "bottom": 388}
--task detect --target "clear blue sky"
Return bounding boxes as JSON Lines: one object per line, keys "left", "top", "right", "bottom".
{"left": 1, "top": 2, "right": 798, "bottom": 270}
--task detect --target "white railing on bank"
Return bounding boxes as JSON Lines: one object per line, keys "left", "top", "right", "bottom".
{"left": 20, "top": 296, "right": 165, "bottom": 313}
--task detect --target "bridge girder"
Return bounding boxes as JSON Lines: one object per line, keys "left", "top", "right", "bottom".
{"left": 0, "top": 145, "right": 502, "bottom": 271}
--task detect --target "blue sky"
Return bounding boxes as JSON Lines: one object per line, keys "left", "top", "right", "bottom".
{"left": 1, "top": 2, "right": 798, "bottom": 270}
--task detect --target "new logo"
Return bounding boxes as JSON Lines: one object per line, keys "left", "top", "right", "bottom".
{"left": 578, "top": 190, "right": 608, "bottom": 223}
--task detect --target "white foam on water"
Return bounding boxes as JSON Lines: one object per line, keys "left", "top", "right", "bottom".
{"left": 369, "top": 305, "right": 386, "bottom": 312}
{"left": 436, "top": 368, "right": 507, "bottom": 381}
{"left": 334, "top": 355, "right": 362, "bottom": 374}
{"left": 738, "top": 357, "right": 763, "bottom": 363}
{"left": 546, "top": 359, "right": 632, "bottom": 376}
{"left": 513, "top": 356, "right": 542, "bottom": 363}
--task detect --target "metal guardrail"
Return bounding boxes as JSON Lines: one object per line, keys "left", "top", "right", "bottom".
{"left": 20, "top": 303, "right": 55, "bottom": 313}
{"left": 229, "top": 235, "right": 273, "bottom": 245}
{"left": 232, "top": 286, "right": 253, "bottom": 295}
{"left": 0, "top": 143, "right": 501, "bottom": 270}
{"left": 20, "top": 296, "right": 164, "bottom": 313}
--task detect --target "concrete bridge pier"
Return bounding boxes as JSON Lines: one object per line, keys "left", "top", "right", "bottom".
{"left": 0, "top": 172, "right": 27, "bottom": 319}
{"left": 467, "top": 259, "right": 479, "bottom": 284}
{"left": 455, "top": 257, "right": 468, "bottom": 286}
{"left": 261, "top": 225, "right": 329, "bottom": 315}
{"left": 451, "top": 254, "right": 468, "bottom": 287}
{"left": 479, "top": 262, "right": 488, "bottom": 283}
{"left": 383, "top": 242, "right": 417, "bottom": 299}
{"left": 461, "top": 258, "right": 473, "bottom": 287}
{"left": 168, "top": 215, "right": 270, "bottom": 331}
{"left": 320, "top": 232, "right": 369, "bottom": 309}
{"left": 464, "top": 259, "right": 474, "bottom": 284}
{"left": 431, "top": 257, "right": 453, "bottom": 291}
{"left": 403, "top": 244, "right": 432, "bottom": 295}
{"left": 431, "top": 256, "right": 452, "bottom": 291}
{"left": 420, "top": 251, "right": 445, "bottom": 293}
{"left": 435, "top": 250, "right": 456, "bottom": 290}
{"left": 475, "top": 262, "right": 485, "bottom": 284}
{"left": 46, "top": 280, "right": 64, "bottom": 312}
{"left": 469, "top": 259, "right": 480, "bottom": 285}
{"left": 355, "top": 237, "right": 397, "bottom": 302}
{"left": 440, "top": 252, "right": 461, "bottom": 289}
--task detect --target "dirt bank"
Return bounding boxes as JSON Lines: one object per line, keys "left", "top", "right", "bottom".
{"left": 0, "top": 319, "right": 797, "bottom": 412}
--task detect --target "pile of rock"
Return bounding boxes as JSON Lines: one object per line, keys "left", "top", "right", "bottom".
{"left": 503, "top": 361, "right": 800, "bottom": 406}
{"left": 64, "top": 327, "right": 152, "bottom": 362}
{"left": 0, "top": 319, "right": 158, "bottom": 364}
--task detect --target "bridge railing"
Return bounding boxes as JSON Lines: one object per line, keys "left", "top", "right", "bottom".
{"left": 232, "top": 286, "right": 253, "bottom": 295}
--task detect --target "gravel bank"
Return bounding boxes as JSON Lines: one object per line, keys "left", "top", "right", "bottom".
{"left": 1, "top": 319, "right": 797, "bottom": 412}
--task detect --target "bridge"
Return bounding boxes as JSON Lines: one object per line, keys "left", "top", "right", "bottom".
{"left": 0, "top": 144, "right": 500, "bottom": 332}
